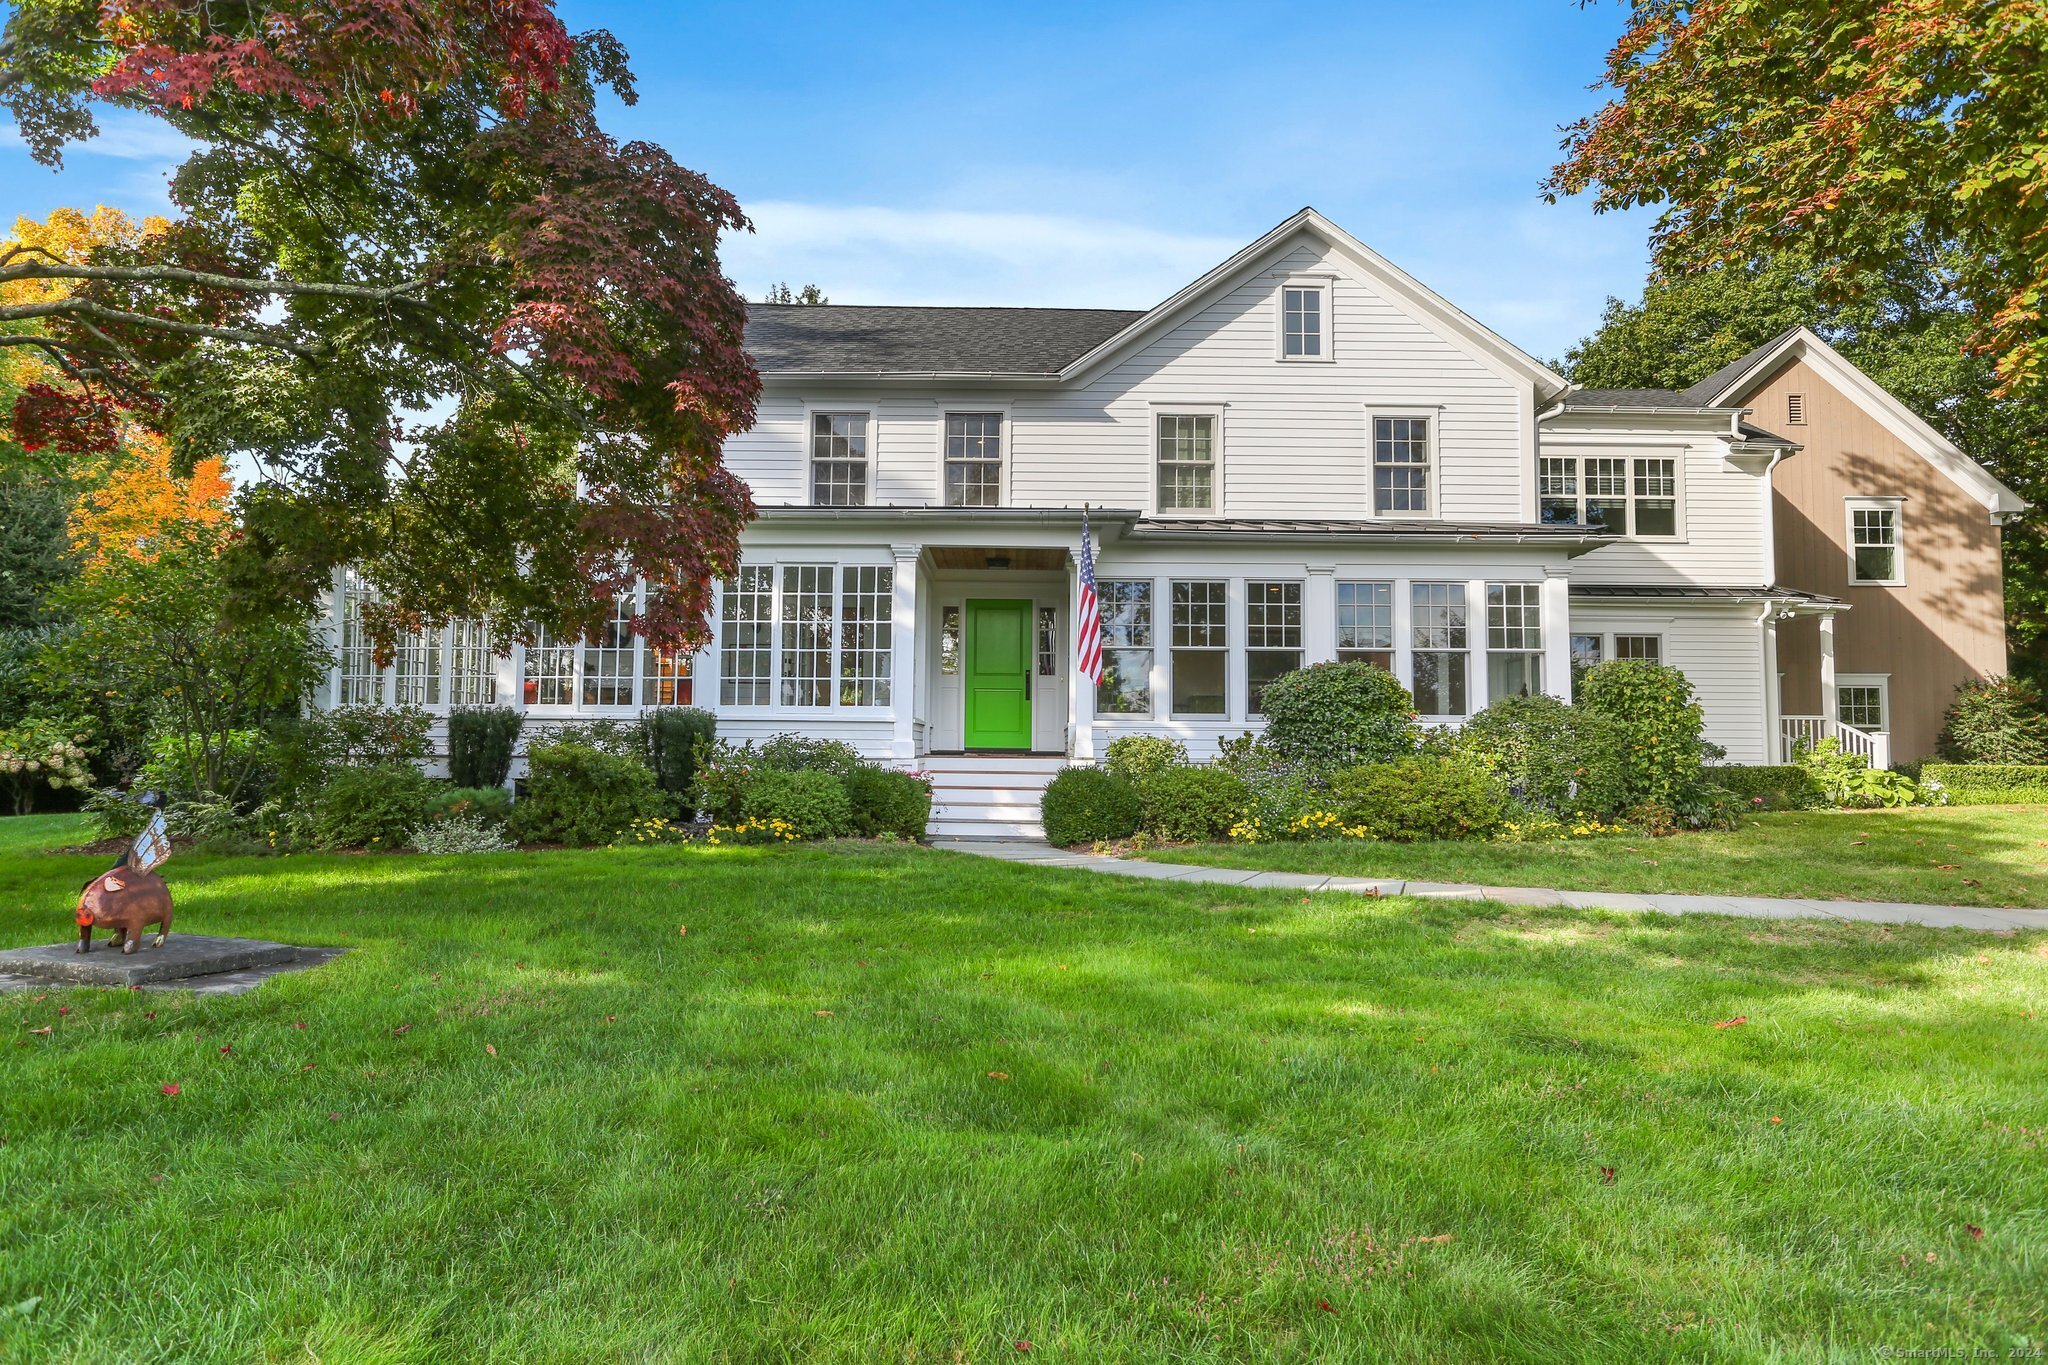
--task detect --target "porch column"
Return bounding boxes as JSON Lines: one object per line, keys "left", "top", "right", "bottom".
{"left": 1542, "top": 570, "right": 1572, "bottom": 701}
{"left": 1818, "top": 611, "right": 1838, "bottom": 730}
{"left": 1760, "top": 607, "right": 1782, "bottom": 763}
{"left": 1304, "top": 565, "right": 1337, "bottom": 666}
{"left": 889, "top": 543, "right": 920, "bottom": 761}
{"left": 1070, "top": 554, "right": 1096, "bottom": 761}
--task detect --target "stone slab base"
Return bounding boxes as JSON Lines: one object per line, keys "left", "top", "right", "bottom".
{"left": 0, "top": 934, "right": 304, "bottom": 987}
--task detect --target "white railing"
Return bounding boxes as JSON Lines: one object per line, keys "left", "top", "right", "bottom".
{"left": 1780, "top": 716, "right": 1892, "bottom": 770}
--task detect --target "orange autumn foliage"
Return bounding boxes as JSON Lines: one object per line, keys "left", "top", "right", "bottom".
{"left": 2, "top": 206, "right": 171, "bottom": 383}
{"left": 68, "top": 432, "right": 233, "bottom": 568}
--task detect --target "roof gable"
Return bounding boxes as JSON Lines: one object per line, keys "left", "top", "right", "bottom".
{"left": 1059, "top": 208, "right": 1567, "bottom": 397}
{"left": 1696, "top": 327, "right": 2026, "bottom": 517}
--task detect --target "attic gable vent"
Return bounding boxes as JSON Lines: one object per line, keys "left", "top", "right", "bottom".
{"left": 1787, "top": 392, "right": 1807, "bottom": 425}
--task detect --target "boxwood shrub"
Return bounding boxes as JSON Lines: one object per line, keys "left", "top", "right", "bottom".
{"left": 1577, "top": 660, "right": 1710, "bottom": 807}
{"left": 1709, "top": 764, "right": 1829, "bottom": 811}
{"left": 447, "top": 706, "right": 523, "bottom": 788}
{"left": 1257, "top": 661, "right": 1418, "bottom": 769}
{"left": 1326, "top": 754, "right": 1506, "bottom": 841}
{"left": 1921, "top": 763, "right": 2048, "bottom": 805}
{"left": 642, "top": 707, "right": 716, "bottom": 807}
{"left": 1455, "top": 693, "right": 1627, "bottom": 816}
{"left": 508, "top": 742, "right": 667, "bottom": 847}
{"left": 1103, "top": 734, "right": 1189, "bottom": 786}
{"left": 1040, "top": 767, "right": 1141, "bottom": 846}
{"left": 1137, "top": 765, "right": 1249, "bottom": 843}
{"left": 845, "top": 766, "right": 932, "bottom": 839}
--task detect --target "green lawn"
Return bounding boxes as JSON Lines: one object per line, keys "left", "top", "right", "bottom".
{"left": 3, "top": 813, "right": 2045, "bottom": 1362}
{"left": 1136, "top": 806, "right": 2048, "bottom": 909}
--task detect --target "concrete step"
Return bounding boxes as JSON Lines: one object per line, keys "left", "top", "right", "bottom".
{"left": 929, "top": 817, "right": 1045, "bottom": 840}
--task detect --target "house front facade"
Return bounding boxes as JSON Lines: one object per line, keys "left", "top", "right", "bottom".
{"left": 322, "top": 210, "right": 2025, "bottom": 835}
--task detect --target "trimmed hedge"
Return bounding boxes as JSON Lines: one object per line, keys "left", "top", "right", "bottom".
{"left": 643, "top": 707, "right": 715, "bottom": 807}
{"left": 1258, "top": 661, "right": 1418, "bottom": 769}
{"left": 509, "top": 742, "right": 667, "bottom": 847}
{"left": 739, "top": 767, "right": 855, "bottom": 839}
{"left": 845, "top": 766, "right": 932, "bottom": 839}
{"left": 1921, "top": 763, "right": 2048, "bottom": 806}
{"left": 1710, "top": 764, "right": 1829, "bottom": 811}
{"left": 1041, "top": 767, "right": 1141, "bottom": 847}
{"left": 448, "top": 706, "right": 523, "bottom": 788}
{"left": 1326, "top": 754, "right": 1507, "bottom": 842}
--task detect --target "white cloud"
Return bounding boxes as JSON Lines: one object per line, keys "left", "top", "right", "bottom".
{"left": 0, "top": 110, "right": 196, "bottom": 162}
{"left": 724, "top": 202, "right": 1241, "bottom": 309}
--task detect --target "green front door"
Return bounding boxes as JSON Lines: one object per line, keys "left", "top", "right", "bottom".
{"left": 964, "top": 599, "right": 1033, "bottom": 750}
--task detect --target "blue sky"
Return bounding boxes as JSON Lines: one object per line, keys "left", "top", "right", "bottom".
{"left": 0, "top": 0, "right": 1655, "bottom": 363}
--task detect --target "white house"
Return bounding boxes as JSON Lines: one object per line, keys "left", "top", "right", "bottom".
{"left": 323, "top": 209, "right": 2022, "bottom": 836}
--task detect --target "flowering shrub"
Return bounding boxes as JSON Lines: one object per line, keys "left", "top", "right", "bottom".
{"left": 508, "top": 742, "right": 667, "bottom": 847}
{"left": 1326, "top": 754, "right": 1508, "bottom": 841}
{"left": 1455, "top": 694, "right": 1628, "bottom": 817}
{"left": 1228, "top": 808, "right": 1371, "bottom": 844}
{"left": 706, "top": 817, "right": 801, "bottom": 846}
{"left": 0, "top": 719, "right": 91, "bottom": 815}
{"left": 740, "top": 767, "right": 855, "bottom": 839}
{"left": 1495, "top": 815, "right": 1630, "bottom": 842}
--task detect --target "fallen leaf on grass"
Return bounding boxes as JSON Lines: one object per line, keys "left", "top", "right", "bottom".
{"left": 391, "top": 1024, "right": 411, "bottom": 1037}
{"left": 301, "top": 1063, "right": 316, "bottom": 1072}
{"left": 987, "top": 1071, "right": 1010, "bottom": 1081}
{"left": 218, "top": 1045, "right": 231, "bottom": 1055}
{"left": 57, "top": 1006, "right": 69, "bottom": 1015}
{"left": 1014, "top": 1343, "right": 1032, "bottom": 1353}
{"left": 1318, "top": 1299, "right": 1336, "bottom": 1313}
{"left": 1600, "top": 1166, "right": 1616, "bottom": 1184}
{"left": 1967, "top": 1224, "right": 1984, "bottom": 1240}
{"left": 27, "top": 1027, "right": 50, "bottom": 1036}
{"left": 1850, "top": 840, "right": 1867, "bottom": 846}
{"left": 1935, "top": 864, "right": 1960, "bottom": 871}
{"left": 679, "top": 925, "right": 688, "bottom": 936}
{"left": 160, "top": 1083, "right": 180, "bottom": 1096}
{"left": 602, "top": 1015, "right": 616, "bottom": 1024}
{"left": 814, "top": 1010, "right": 833, "bottom": 1018}
{"left": 1770, "top": 1116, "right": 1783, "bottom": 1125}
{"left": 1713, "top": 1016, "right": 1748, "bottom": 1030}
{"left": 1962, "top": 878, "right": 1983, "bottom": 886}
{"left": 484, "top": 1043, "right": 498, "bottom": 1057}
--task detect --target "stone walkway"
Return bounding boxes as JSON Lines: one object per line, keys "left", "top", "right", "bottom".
{"left": 930, "top": 839, "right": 2048, "bottom": 933}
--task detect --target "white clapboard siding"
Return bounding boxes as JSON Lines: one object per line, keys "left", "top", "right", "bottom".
{"left": 1569, "top": 604, "right": 1771, "bottom": 763}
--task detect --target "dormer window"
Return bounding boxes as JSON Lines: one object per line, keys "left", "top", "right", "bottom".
{"left": 1279, "top": 283, "right": 1327, "bottom": 360}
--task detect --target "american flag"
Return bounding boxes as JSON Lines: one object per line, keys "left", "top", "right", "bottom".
{"left": 1076, "top": 510, "right": 1103, "bottom": 686}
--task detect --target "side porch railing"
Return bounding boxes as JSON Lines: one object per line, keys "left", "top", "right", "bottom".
{"left": 1780, "top": 715, "right": 1892, "bottom": 770}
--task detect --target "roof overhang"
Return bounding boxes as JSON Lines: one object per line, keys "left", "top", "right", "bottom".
{"left": 1697, "top": 326, "right": 2028, "bottom": 521}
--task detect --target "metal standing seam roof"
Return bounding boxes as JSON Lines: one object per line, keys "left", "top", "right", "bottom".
{"left": 743, "top": 305, "right": 1146, "bottom": 375}
{"left": 1570, "top": 583, "right": 1845, "bottom": 607}
{"left": 1125, "top": 518, "right": 1610, "bottom": 541}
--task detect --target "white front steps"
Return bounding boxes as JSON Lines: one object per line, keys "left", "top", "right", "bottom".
{"left": 919, "top": 753, "right": 1068, "bottom": 840}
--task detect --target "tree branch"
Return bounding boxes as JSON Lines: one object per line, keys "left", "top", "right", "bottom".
{"left": 0, "top": 259, "right": 432, "bottom": 302}
{"left": 0, "top": 298, "right": 326, "bottom": 357}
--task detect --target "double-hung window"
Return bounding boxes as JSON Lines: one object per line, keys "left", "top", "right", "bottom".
{"left": 1170, "top": 580, "right": 1228, "bottom": 716}
{"left": 1847, "top": 499, "right": 1903, "bottom": 584}
{"left": 719, "top": 563, "right": 894, "bottom": 709}
{"left": 1485, "top": 582, "right": 1543, "bottom": 702}
{"left": 579, "top": 592, "right": 636, "bottom": 706}
{"left": 1539, "top": 455, "right": 1678, "bottom": 536}
{"left": 1837, "top": 676, "right": 1889, "bottom": 732}
{"left": 1245, "top": 581, "right": 1302, "bottom": 715}
{"left": 810, "top": 412, "right": 870, "bottom": 506}
{"left": 449, "top": 620, "right": 497, "bottom": 705}
{"left": 1156, "top": 414, "right": 1217, "bottom": 513}
{"left": 1372, "top": 415, "right": 1432, "bottom": 515}
{"left": 1336, "top": 581, "right": 1394, "bottom": 668}
{"left": 1095, "top": 580, "right": 1153, "bottom": 715}
{"left": 337, "top": 570, "right": 383, "bottom": 706}
{"left": 1569, "top": 633, "right": 1603, "bottom": 689}
{"left": 1410, "top": 582, "right": 1468, "bottom": 717}
{"left": 1280, "top": 284, "right": 1325, "bottom": 359}
{"left": 522, "top": 625, "right": 575, "bottom": 706}
{"left": 944, "top": 412, "right": 1002, "bottom": 507}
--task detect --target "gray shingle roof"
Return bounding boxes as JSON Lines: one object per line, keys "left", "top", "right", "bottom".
{"left": 744, "top": 305, "right": 1145, "bottom": 375}
{"left": 1557, "top": 387, "right": 1701, "bottom": 410}
{"left": 1681, "top": 327, "right": 1803, "bottom": 404}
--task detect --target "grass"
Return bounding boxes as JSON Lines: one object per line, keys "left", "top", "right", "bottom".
{"left": 1134, "top": 806, "right": 2048, "bottom": 909}
{"left": 2, "top": 813, "right": 2046, "bottom": 1362}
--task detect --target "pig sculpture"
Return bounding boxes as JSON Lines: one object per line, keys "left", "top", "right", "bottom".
{"left": 75, "top": 864, "right": 173, "bottom": 954}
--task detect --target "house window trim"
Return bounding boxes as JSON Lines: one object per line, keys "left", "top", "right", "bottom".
{"left": 939, "top": 405, "right": 1010, "bottom": 509}
{"left": 1538, "top": 450, "right": 1687, "bottom": 542}
{"left": 1836, "top": 672, "right": 1891, "bottom": 733}
{"left": 714, "top": 557, "right": 897, "bottom": 717}
{"left": 1845, "top": 496, "right": 1906, "bottom": 587}
{"left": 1148, "top": 403, "right": 1226, "bottom": 518}
{"left": 1245, "top": 579, "right": 1304, "bottom": 717}
{"left": 1408, "top": 579, "right": 1471, "bottom": 720}
{"left": 522, "top": 586, "right": 647, "bottom": 715}
{"left": 1366, "top": 406, "right": 1442, "bottom": 520}
{"left": 804, "top": 403, "right": 876, "bottom": 508}
{"left": 1167, "top": 578, "right": 1230, "bottom": 720}
{"left": 1274, "top": 276, "right": 1335, "bottom": 364}
{"left": 1092, "top": 578, "right": 1155, "bottom": 718}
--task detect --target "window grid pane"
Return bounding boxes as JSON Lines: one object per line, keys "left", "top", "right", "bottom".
{"left": 838, "top": 566, "right": 893, "bottom": 706}
{"left": 1336, "top": 581, "right": 1393, "bottom": 651}
{"left": 811, "top": 412, "right": 869, "bottom": 506}
{"left": 719, "top": 566, "right": 774, "bottom": 706}
{"left": 1095, "top": 580, "right": 1152, "bottom": 715}
{"left": 1839, "top": 685, "right": 1885, "bottom": 730}
{"left": 1373, "top": 416, "right": 1430, "bottom": 514}
{"left": 1156, "top": 414, "right": 1216, "bottom": 511}
{"left": 1852, "top": 507, "right": 1898, "bottom": 580}
{"left": 1245, "top": 581, "right": 1302, "bottom": 648}
{"left": 1485, "top": 582, "right": 1542, "bottom": 651}
{"left": 779, "top": 565, "right": 835, "bottom": 707}
{"left": 944, "top": 412, "right": 1003, "bottom": 507}
{"left": 1613, "top": 634, "right": 1661, "bottom": 662}
{"left": 523, "top": 626, "right": 574, "bottom": 706}
{"left": 1411, "top": 581, "right": 1467, "bottom": 716}
{"left": 1170, "top": 579, "right": 1227, "bottom": 715}
{"left": 580, "top": 592, "right": 635, "bottom": 707}
{"left": 1037, "top": 606, "right": 1058, "bottom": 678}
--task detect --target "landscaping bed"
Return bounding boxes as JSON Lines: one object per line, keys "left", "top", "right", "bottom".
{"left": 1131, "top": 806, "right": 2048, "bottom": 909}
{"left": 3, "top": 815, "right": 2045, "bottom": 1360}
